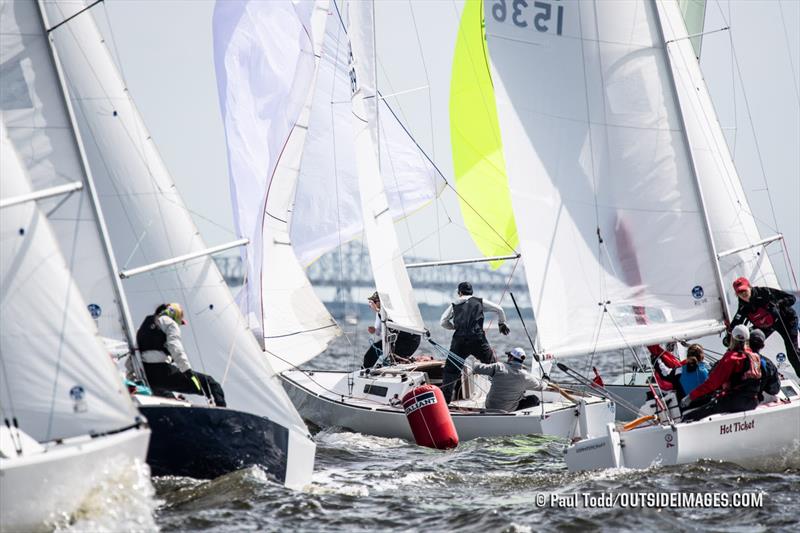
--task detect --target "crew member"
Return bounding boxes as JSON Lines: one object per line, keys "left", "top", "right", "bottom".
{"left": 467, "top": 348, "right": 547, "bottom": 412}
{"left": 137, "top": 303, "right": 226, "bottom": 406}
{"left": 362, "top": 292, "right": 421, "bottom": 369}
{"left": 729, "top": 277, "right": 799, "bottom": 375}
{"left": 680, "top": 325, "right": 760, "bottom": 421}
{"left": 439, "top": 281, "right": 510, "bottom": 403}
{"left": 647, "top": 343, "right": 682, "bottom": 391}
{"left": 748, "top": 329, "right": 782, "bottom": 401}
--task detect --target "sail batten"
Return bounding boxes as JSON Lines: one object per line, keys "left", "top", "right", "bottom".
{"left": 484, "top": 0, "right": 725, "bottom": 356}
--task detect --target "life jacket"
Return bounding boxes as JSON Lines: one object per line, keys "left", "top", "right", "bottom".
{"left": 136, "top": 314, "right": 168, "bottom": 354}
{"left": 759, "top": 356, "right": 781, "bottom": 396}
{"left": 678, "top": 362, "right": 709, "bottom": 397}
{"left": 452, "top": 297, "right": 484, "bottom": 338}
{"left": 747, "top": 306, "right": 775, "bottom": 328}
{"left": 729, "top": 349, "right": 762, "bottom": 397}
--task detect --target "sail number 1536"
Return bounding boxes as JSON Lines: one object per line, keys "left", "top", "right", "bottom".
{"left": 491, "top": 0, "right": 564, "bottom": 35}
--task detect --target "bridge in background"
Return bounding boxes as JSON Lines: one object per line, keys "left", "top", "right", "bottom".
{"left": 214, "top": 240, "right": 530, "bottom": 307}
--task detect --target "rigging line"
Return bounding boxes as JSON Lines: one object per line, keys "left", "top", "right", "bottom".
{"left": 45, "top": 0, "right": 103, "bottom": 34}
{"left": 97, "top": 1, "right": 131, "bottom": 93}
{"left": 777, "top": 0, "right": 800, "bottom": 107}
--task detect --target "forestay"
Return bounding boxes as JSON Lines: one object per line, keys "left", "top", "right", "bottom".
{"left": 213, "top": 0, "right": 341, "bottom": 371}
{"left": 290, "top": 1, "right": 440, "bottom": 267}
{"left": 484, "top": 0, "right": 725, "bottom": 356}
{"left": 42, "top": 0, "right": 312, "bottom": 449}
{"left": 0, "top": 123, "right": 140, "bottom": 444}
{"left": 654, "top": 0, "right": 780, "bottom": 311}
{"left": 0, "top": 0, "right": 129, "bottom": 345}
{"left": 346, "top": 0, "right": 426, "bottom": 334}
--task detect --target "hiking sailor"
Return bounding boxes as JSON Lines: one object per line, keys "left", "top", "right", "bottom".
{"left": 748, "top": 329, "right": 782, "bottom": 402}
{"left": 680, "top": 325, "right": 760, "bottom": 421}
{"left": 136, "top": 303, "right": 227, "bottom": 406}
{"left": 729, "top": 276, "right": 799, "bottom": 375}
{"left": 439, "top": 281, "right": 510, "bottom": 403}
{"left": 362, "top": 291, "right": 421, "bottom": 369}
{"left": 466, "top": 347, "right": 546, "bottom": 412}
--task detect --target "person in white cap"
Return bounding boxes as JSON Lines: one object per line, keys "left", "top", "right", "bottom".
{"left": 466, "top": 347, "right": 547, "bottom": 412}
{"left": 680, "top": 324, "right": 761, "bottom": 422}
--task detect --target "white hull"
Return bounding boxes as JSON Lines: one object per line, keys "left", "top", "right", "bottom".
{"left": 0, "top": 425, "right": 150, "bottom": 532}
{"left": 566, "top": 380, "right": 800, "bottom": 471}
{"left": 282, "top": 369, "right": 615, "bottom": 441}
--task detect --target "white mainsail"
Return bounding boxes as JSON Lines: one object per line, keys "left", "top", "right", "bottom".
{"left": 213, "top": 0, "right": 341, "bottom": 371}
{"left": 0, "top": 0, "right": 131, "bottom": 346}
{"left": 41, "top": 0, "right": 315, "bottom": 487}
{"left": 653, "top": 0, "right": 780, "bottom": 312}
{"left": 289, "top": 1, "right": 441, "bottom": 267}
{"left": 0, "top": 122, "right": 141, "bottom": 444}
{"left": 346, "top": 0, "right": 426, "bottom": 334}
{"left": 484, "top": 0, "right": 726, "bottom": 357}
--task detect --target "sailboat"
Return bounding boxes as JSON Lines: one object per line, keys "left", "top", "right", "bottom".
{"left": 0, "top": 123, "right": 150, "bottom": 531}
{"left": 215, "top": 0, "right": 615, "bottom": 443}
{"left": 0, "top": 0, "right": 317, "bottom": 488}
{"left": 478, "top": 0, "right": 799, "bottom": 469}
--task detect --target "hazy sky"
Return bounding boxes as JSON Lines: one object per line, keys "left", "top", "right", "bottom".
{"left": 97, "top": 0, "right": 799, "bottom": 290}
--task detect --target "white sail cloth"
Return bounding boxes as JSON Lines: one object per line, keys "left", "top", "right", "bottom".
{"left": 345, "top": 0, "right": 426, "bottom": 334}
{"left": 213, "top": 0, "right": 341, "bottom": 370}
{"left": 654, "top": 0, "right": 780, "bottom": 311}
{"left": 41, "top": 0, "right": 315, "bottom": 485}
{"left": 0, "top": 0, "right": 128, "bottom": 344}
{"left": 0, "top": 123, "right": 140, "bottom": 443}
{"left": 289, "top": 2, "right": 440, "bottom": 267}
{"left": 484, "top": 0, "right": 725, "bottom": 356}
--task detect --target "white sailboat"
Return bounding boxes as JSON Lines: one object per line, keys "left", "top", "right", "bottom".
{"left": 0, "top": 123, "right": 150, "bottom": 531}
{"left": 479, "top": 0, "right": 799, "bottom": 469}
{"left": 0, "top": 0, "right": 317, "bottom": 488}
{"left": 215, "top": 0, "right": 614, "bottom": 442}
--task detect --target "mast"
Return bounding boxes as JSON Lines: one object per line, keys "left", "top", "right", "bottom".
{"left": 650, "top": 0, "right": 731, "bottom": 322}
{"left": 35, "top": 1, "right": 140, "bottom": 353}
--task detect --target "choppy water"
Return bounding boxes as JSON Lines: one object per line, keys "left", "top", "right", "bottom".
{"left": 77, "top": 321, "right": 800, "bottom": 531}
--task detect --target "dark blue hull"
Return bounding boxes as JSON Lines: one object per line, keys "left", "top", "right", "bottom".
{"left": 140, "top": 404, "right": 289, "bottom": 481}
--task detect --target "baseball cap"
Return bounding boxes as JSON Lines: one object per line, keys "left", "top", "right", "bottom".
{"left": 731, "top": 324, "right": 750, "bottom": 342}
{"left": 750, "top": 329, "right": 766, "bottom": 343}
{"left": 732, "top": 277, "right": 750, "bottom": 292}
{"left": 506, "top": 347, "right": 526, "bottom": 362}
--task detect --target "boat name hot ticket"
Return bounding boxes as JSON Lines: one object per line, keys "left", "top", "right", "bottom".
{"left": 535, "top": 492, "right": 765, "bottom": 509}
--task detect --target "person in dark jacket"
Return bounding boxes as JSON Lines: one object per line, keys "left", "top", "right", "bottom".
{"left": 439, "top": 281, "right": 510, "bottom": 404}
{"left": 137, "top": 303, "right": 226, "bottom": 406}
{"left": 729, "top": 277, "right": 799, "bottom": 375}
{"left": 681, "top": 325, "right": 761, "bottom": 421}
{"left": 748, "top": 329, "right": 782, "bottom": 401}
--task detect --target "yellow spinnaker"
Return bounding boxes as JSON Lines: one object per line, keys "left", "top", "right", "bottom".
{"left": 449, "top": 0, "right": 517, "bottom": 268}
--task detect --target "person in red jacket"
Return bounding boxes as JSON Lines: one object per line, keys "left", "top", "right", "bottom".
{"left": 680, "top": 325, "right": 761, "bottom": 422}
{"left": 647, "top": 343, "right": 682, "bottom": 391}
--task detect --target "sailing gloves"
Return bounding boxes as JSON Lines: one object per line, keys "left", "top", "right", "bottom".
{"left": 499, "top": 323, "right": 510, "bottom": 336}
{"left": 680, "top": 395, "right": 692, "bottom": 409}
{"left": 183, "top": 370, "right": 202, "bottom": 393}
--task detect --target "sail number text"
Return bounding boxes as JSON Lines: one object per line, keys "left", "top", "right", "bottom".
{"left": 491, "top": 0, "right": 564, "bottom": 35}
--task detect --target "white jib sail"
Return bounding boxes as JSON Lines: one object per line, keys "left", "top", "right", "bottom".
{"left": 43, "top": 0, "right": 315, "bottom": 486}
{"left": 290, "top": 1, "right": 440, "bottom": 267}
{"left": 214, "top": 0, "right": 341, "bottom": 371}
{"left": 653, "top": 0, "right": 781, "bottom": 312}
{"left": 484, "top": 0, "right": 725, "bottom": 357}
{"left": 0, "top": 0, "right": 130, "bottom": 345}
{"left": 0, "top": 123, "right": 140, "bottom": 444}
{"left": 346, "top": 0, "right": 426, "bottom": 334}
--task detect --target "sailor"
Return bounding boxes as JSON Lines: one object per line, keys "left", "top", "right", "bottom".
{"left": 136, "top": 303, "right": 226, "bottom": 406}
{"left": 748, "top": 329, "right": 782, "bottom": 401}
{"left": 728, "top": 277, "right": 799, "bottom": 375}
{"left": 439, "top": 281, "right": 510, "bottom": 403}
{"left": 648, "top": 344, "right": 709, "bottom": 400}
{"left": 680, "top": 325, "right": 760, "bottom": 421}
{"left": 466, "top": 347, "right": 546, "bottom": 412}
{"left": 362, "top": 292, "right": 421, "bottom": 369}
